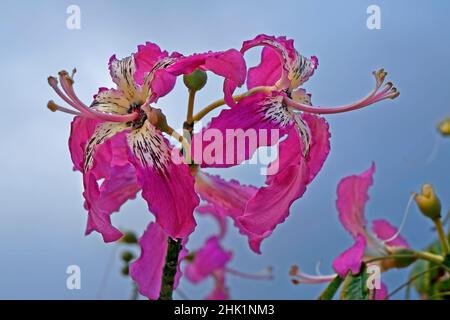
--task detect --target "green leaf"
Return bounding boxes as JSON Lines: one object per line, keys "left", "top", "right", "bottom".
{"left": 339, "top": 265, "right": 371, "bottom": 300}
{"left": 317, "top": 276, "right": 343, "bottom": 300}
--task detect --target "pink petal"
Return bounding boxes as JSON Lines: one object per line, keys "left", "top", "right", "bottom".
{"left": 238, "top": 126, "right": 310, "bottom": 253}
{"left": 185, "top": 237, "right": 232, "bottom": 283}
{"left": 302, "top": 114, "right": 331, "bottom": 182}
{"left": 332, "top": 234, "right": 366, "bottom": 278}
{"left": 195, "top": 172, "right": 257, "bottom": 220}
{"left": 148, "top": 68, "right": 177, "bottom": 102}
{"left": 134, "top": 41, "right": 168, "bottom": 85}
{"left": 70, "top": 120, "right": 139, "bottom": 242}
{"left": 336, "top": 163, "right": 375, "bottom": 238}
{"left": 69, "top": 117, "right": 103, "bottom": 174}
{"left": 191, "top": 92, "right": 289, "bottom": 168}
{"left": 130, "top": 222, "right": 168, "bottom": 300}
{"left": 195, "top": 172, "right": 258, "bottom": 239}
{"left": 127, "top": 122, "right": 199, "bottom": 239}
{"left": 242, "top": 34, "right": 318, "bottom": 89}
{"left": 371, "top": 219, "right": 409, "bottom": 248}
{"left": 168, "top": 49, "right": 246, "bottom": 106}
{"left": 205, "top": 271, "right": 229, "bottom": 300}
{"left": 82, "top": 173, "right": 124, "bottom": 242}
{"left": 375, "top": 282, "right": 388, "bottom": 300}
{"left": 247, "top": 46, "right": 282, "bottom": 89}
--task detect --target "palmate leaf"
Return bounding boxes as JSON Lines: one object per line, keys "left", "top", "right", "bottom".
{"left": 339, "top": 264, "right": 372, "bottom": 300}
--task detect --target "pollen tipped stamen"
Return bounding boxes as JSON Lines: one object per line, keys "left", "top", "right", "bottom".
{"left": 284, "top": 69, "right": 399, "bottom": 115}
{"left": 48, "top": 71, "right": 140, "bottom": 123}
{"left": 225, "top": 267, "right": 273, "bottom": 281}
{"left": 47, "top": 100, "right": 83, "bottom": 116}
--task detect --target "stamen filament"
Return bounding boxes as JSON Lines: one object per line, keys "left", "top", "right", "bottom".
{"left": 285, "top": 69, "right": 399, "bottom": 115}
{"left": 48, "top": 73, "right": 139, "bottom": 123}
{"left": 47, "top": 100, "right": 83, "bottom": 116}
{"left": 225, "top": 267, "right": 273, "bottom": 280}
{"left": 382, "top": 193, "right": 414, "bottom": 245}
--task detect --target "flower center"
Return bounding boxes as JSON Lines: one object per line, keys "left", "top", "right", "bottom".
{"left": 128, "top": 103, "right": 147, "bottom": 129}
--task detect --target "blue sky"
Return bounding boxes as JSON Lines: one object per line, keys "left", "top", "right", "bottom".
{"left": 0, "top": 0, "right": 450, "bottom": 299}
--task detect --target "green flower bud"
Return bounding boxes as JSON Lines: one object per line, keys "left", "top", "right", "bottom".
{"left": 183, "top": 69, "right": 207, "bottom": 92}
{"left": 121, "top": 251, "right": 134, "bottom": 263}
{"left": 121, "top": 265, "right": 129, "bottom": 276}
{"left": 414, "top": 184, "right": 441, "bottom": 220}
{"left": 119, "top": 231, "right": 138, "bottom": 244}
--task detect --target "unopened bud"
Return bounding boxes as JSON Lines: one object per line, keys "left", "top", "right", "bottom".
{"left": 119, "top": 231, "right": 138, "bottom": 244}
{"left": 121, "top": 251, "right": 134, "bottom": 263}
{"left": 183, "top": 69, "right": 207, "bottom": 92}
{"left": 438, "top": 118, "right": 450, "bottom": 136}
{"left": 121, "top": 265, "right": 129, "bottom": 276}
{"left": 414, "top": 184, "right": 441, "bottom": 220}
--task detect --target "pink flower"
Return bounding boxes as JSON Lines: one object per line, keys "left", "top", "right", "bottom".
{"left": 48, "top": 42, "right": 247, "bottom": 242}
{"left": 291, "top": 163, "right": 408, "bottom": 300}
{"left": 129, "top": 222, "right": 188, "bottom": 300}
{"left": 332, "top": 163, "right": 409, "bottom": 278}
{"left": 49, "top": 42, "right": 200, "bottom": 240}
{"left": 192, "top": 34, "right": 398, "bottom": 253}
{"left": 184, "top": 234, "right": 272, "bottom": 300}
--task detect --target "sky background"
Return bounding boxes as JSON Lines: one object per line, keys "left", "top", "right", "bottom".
{"left": 1, "top": 0, "right": 450, "bottom": 299}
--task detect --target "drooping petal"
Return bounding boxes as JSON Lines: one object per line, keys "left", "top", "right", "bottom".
{"left": 185, "top": 237, "right": 232, "bottom": 283}
{"left": 247, "top": 47, "right": 282, "bottom": 89}
{"left": 109, "top": 55, "right": 139, "bottom": 102}
{"left": 84, "top": 122, "right": 130, "bottom": 172}
{"left": 195, "top": 172, "right": 257, "bottom": 219}
{"left": 127, "top": 121, "right": 199, "bottom": 239}
{"left": 241, "top": 34, "right": 318, "bottom": 90}
{"left": 332, "top": 234, "right": 366, "bottom": 278}
{"left": 82, "top": 171, "right": 131, "bottom": 242}
{"left": 192, "top": 92, "right": 291, "bottom": 168}
{"left": 336, "top": 163, "right": 375, "bottom": 239}
{"left": 302, "top": 114, "right": 331, "bottom": 182}
{"left": 238, "top": 126, "right": 310, "bottom": 253}
{"left": 69, "top": 116, "right": 101, "bottom": 173}
{"left": 69, "top": 117, "right": 128, "bottom": 180}
{"left": 130, "top": 222, "right": 168, "bottom": 300}
{"left": 371, "top": 219, "right": 409, "bottom": 248}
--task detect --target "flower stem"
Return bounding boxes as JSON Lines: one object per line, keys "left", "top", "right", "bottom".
{"left": 186, "top": 89, "right": 196, "bottom": 124}
{"left": 433, "top": 218, "right": 450, "bottom": 255}
{"left": 365, "top": 251, "right": 444, "bottom": 265}
{"left": 159, "top": 237, "right": 182, "bottom": 300}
